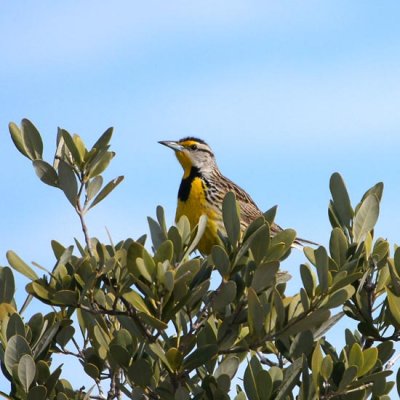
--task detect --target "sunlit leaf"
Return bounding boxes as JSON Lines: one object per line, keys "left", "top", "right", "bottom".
{"left": 353, "top": 194, "right": 379, "bottom": 243}
{"left": 88, "top": 176, "right": 124, "bottom": 210}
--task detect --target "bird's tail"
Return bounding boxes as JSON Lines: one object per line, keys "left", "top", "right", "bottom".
{"left": 293, "top": 236, "right": 319, "bottom": 249}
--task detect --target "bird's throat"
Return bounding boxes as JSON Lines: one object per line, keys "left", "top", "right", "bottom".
{"left": 178, "top": 166, "right": 202, "bottom": 202}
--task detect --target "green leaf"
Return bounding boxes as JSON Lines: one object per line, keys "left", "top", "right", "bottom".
{"left": 329, "top": 172, "right": 353, "bottom": 228}
{"left": 185, "top": 214, "right": 208, "bottom": 255}
{"left": 349, "top": 343, "right": 363, "bottom": 370}
{"left": 300, "top": 263, "right": 316, "bottom": 298}
{"left": 330, "top": 228, "right": 348, "bottom": 267}
{"left": 213, "top": 280, "right": 237, "bottom": 312}
{"left": 320, "top": 355, "right": 333, "bottom": 381}
{"left": 154, "top": 240, "right": 174, "bottom": 263}
{"left": 359, "top": 347, "right": 377, "bottom": 376}
{"left": 6, "top": 314, "right": 25, "bottom": 341}
{"left": 88, "top": 176, "right": 124, "bottom": 210}
{"left": 109, "top": 344, "right": 130, "bottom": 367}
{"left": 0, "top": 266, "right": 15, "bottom": 303}
{"left": 4, "top": 335, "right": 32, "bottom": 374}
{"left": 21, "top": 119, "right": 43, "bottom": 160}
{"left": 244, "top": 356, "right": 263, "bottom": 400}
{"left": 215, "top": 356, "right": 240, "bottom": 379}
{"left": 314, "top": 312, "right": 344, "bottom": 339}
{"left": 149, "top": 342, "right": 173, "bottom": 372}
{"left": 86, "top": 176, "right": 103, "bottom": 202}
{"left": 6, "top": 251, "right": 38, "bottom": 281}
{"left": 212, "top": 245, "right": 231, "bottom": 278}
{"left": 18, "top": 354, "right": 36, "bottom": 393}
{"left": 165, "top": 347, "right": 184, "bottom": 371}
{"left": 360, "top": 181, "right": 384, "bottom": 203}
{"left": 353, "top": 194, "right": 379, "bottom": 243}
{"left": 283, "top": 309, "right": 330, "bottom": 337}
{"left": 147, "top": 216, "right": 166, "bottom": 251}
{"left": 386, "top": 287, "right": 400, "bottom": 327}
{"left": 61, "top": 129, "right": 83, "bottom": 166}
{"left": 32, "top": 160, "right": 59, "bottom": 187}
{"left": 52, "top": 290, "right": 79, "bottom": 305}
{"left": 290, "top": 331, "right": 314, "bottom": 360}
{"left": 311, "top": 343, "right": 323, "bottom": 387}
{"left": 249, "top": 224, "right": 270, "bottom": 264}
{"left": 84, "top": 363, "right": 100, "bottom": 379}
{"left": 28, "top": 385, "right": 47, "bottom": 400}
{"left": 128, "top": 359, "right": 152, "bottom": 387}
{"left": 325, "top": 286, "right": 355, "bottom": 309}
{"left": 263, "top": 205, "right": 278, "bottom": 226}
{"left": 87, "top": 150, "right": 115, "bottom": 179}
{"left": 315, "top": 246, "right": 329, "bottom": 292}
{"left": 397, "top": 367, "right": 400, "bottom": 397}
{"left": 338, "top": 366, "right": 358, "bottom": 391}
{"left": 256, "top": 370, "right": 272, "bottom": 400}
{"left": 248, "top": 287, "right": 264, "bottom": 336}
{"left": 276, "top": 357, "right": 302, "bottom": 400}
{"left": 137, "top": 312, "right": 168, "bottom": 330}
{"left": 56, "top": 325, "right": 75, "bottom": 348}
{"left": 92, "top": 127, "right": 113, "bottom": 150}
{"left": 251, "top": 261, "right": 279, "bottom": 293}
{"left": 58, "top": 159, "right": 78, "bottom": 206}
{"left": 223, "top": 191, "right": 241, "bottom": 247}
{"left": 182, "top": 344, "right": 218, "bottom": 371}
{"left": 9, "top": 121, "right": 29, "bottom": 158}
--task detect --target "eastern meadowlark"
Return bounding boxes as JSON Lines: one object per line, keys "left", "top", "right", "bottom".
{"left": 159, "top": 137, "right": 314, "bottom": 254}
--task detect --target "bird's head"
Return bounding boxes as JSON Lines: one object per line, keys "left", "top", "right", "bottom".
{"left": 159, "top": 137, "right": 217, "bottom": 177}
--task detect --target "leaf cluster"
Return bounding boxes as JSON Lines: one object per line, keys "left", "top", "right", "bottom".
{"left": 1, "top": 120, "right": 400, "bottom": 400}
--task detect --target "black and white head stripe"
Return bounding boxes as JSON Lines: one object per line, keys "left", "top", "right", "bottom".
{"left": 178, "top": 137, "right": 214, "bottom": 157}
{"left": 178, "top": 137, "right": 208, "bottom": 145}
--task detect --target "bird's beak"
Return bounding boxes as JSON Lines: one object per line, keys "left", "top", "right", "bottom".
{"left": 158, "top": 140, "right": 184, "bottom": 151}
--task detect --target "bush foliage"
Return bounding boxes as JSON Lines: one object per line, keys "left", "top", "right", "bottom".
{"left": 1, "top": 119, "right": 399, "bottom": 399}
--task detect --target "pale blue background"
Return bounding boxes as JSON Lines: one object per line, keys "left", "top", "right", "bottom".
{"left": 1, "top": 0, "right": 400, "bottom": 395}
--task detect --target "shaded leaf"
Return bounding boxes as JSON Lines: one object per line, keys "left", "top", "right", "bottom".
{"left": 386, "top": 287, "right": 400, "bottom": 326}
{"left": 214, "top": 280, "right": 237, "bottom": 312}
{"left": 0, "top": 266, "right": 15, "bottom": 303}
{"left": 22, "top": 119, "right": 43, "bottom": 160}
{"left": 28, "top": 385, "right": 47, "bottom": 400}
{"left": 32, "top": 160, "right": 59, "bottom": 187}
{"left": 183, "top": 344, "right": 218, "bottom": 371}
{"left": 251, "top": 261, "right": 279, "bottom": 293}
{"left": 212, "top": 245, "right": 231, "bottom": 278}
{"left": 330, "top": 228, "right": 348, "bottom": 267}
{"left": 248, "top": 287, "right": 264, "bottom": 336}
{"left": 58, "top": 159, "right": 78, "bottom": 206}
{"left": 276, "top": 357, "right": 302, "bottom": 400}
{"left": 223, "top": 191, "right": 240, "bottom": 247}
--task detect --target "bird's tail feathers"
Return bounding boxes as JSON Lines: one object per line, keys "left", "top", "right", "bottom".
{"left": 293, "top": 236, "right": 319, "bottom": 249}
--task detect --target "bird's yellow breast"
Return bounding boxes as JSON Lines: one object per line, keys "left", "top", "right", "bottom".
{"left": 176, "top": 176, "right": 221, "bottom": 254}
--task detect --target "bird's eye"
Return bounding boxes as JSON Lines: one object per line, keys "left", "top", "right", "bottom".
{"left": 190, "top": 144, "right": 198, "bottom": 150}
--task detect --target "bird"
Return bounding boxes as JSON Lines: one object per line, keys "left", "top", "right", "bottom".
{"left": 159, "top": 137, "right": 315, "bottom": 254}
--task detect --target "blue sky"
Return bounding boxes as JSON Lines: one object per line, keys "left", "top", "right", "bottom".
{"left": 1, "top": 0, "right": 400, "bottom": 394}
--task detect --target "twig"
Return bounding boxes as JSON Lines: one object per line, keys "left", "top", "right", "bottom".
{"left": 76, "top": 181, "right": 94, "bottom": 257}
